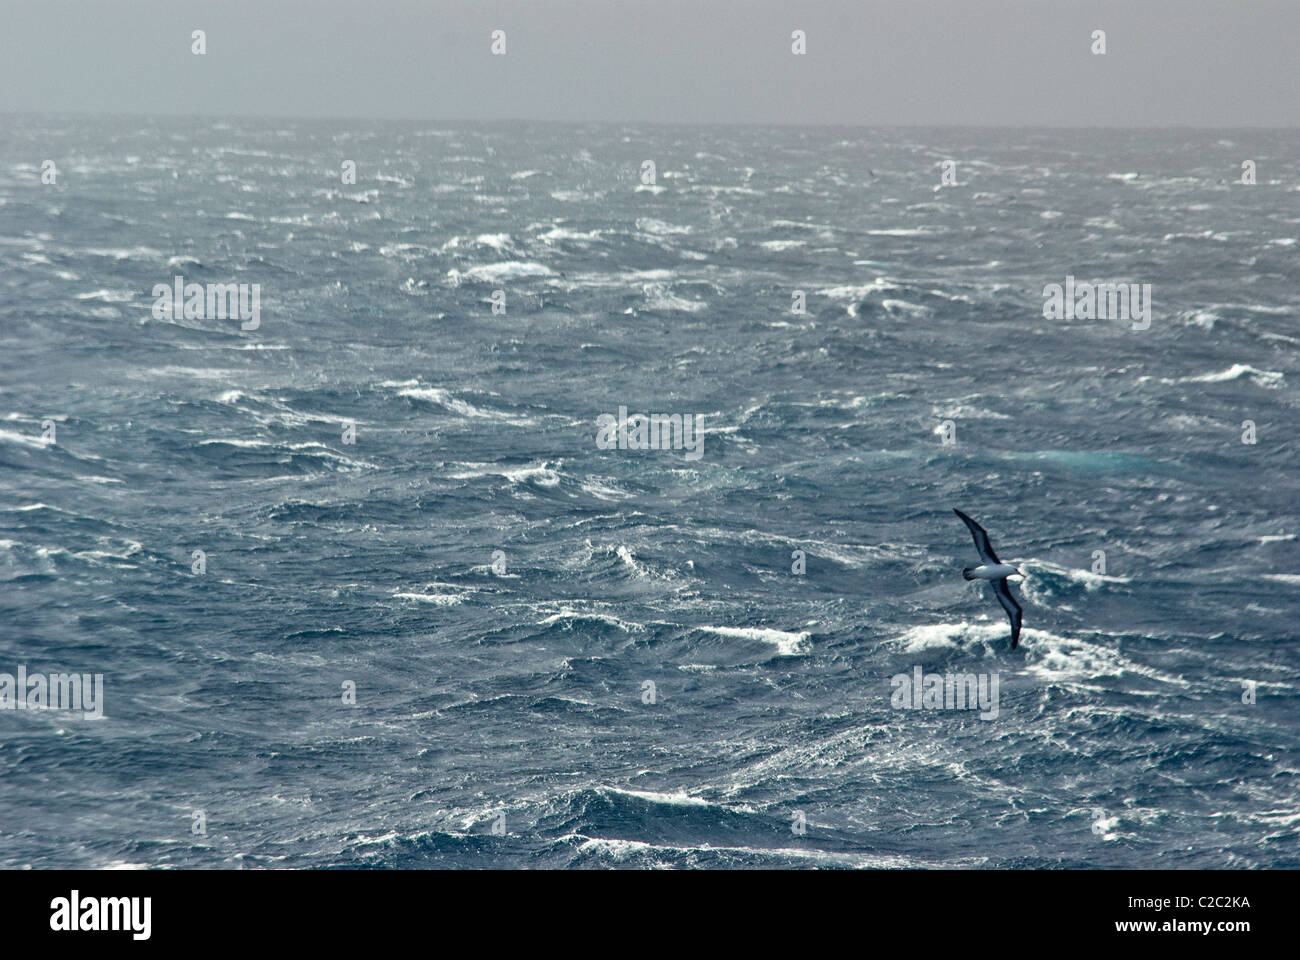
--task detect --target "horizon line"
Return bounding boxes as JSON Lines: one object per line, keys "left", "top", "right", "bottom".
{"left": 2, "top": 110, "right": 1298, "bottom": 132}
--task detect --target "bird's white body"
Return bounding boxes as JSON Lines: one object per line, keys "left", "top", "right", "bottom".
{"left": 969, "top": 563, "right": 1023, "bottom": 581}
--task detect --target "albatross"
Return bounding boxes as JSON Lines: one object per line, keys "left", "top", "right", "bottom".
{"left": 953, "top": 508, "right": 1027, "bottom": 649}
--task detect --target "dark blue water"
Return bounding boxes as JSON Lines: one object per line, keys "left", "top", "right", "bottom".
{"left": 1, "top": 118, "right": 1297, "bottom": 868}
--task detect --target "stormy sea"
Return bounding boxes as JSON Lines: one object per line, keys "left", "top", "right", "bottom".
{"left": 1, "top": 117, "right": 1297, "bottom": 869}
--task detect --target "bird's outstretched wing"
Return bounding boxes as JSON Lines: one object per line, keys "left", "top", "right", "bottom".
{"left": 953, "top": 508, "right": 1001, "bottom": 564}
{"left": 992, "top": 579, "right": 1023, "bottom": 649}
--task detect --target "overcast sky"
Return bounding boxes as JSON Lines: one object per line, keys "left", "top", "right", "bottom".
{"left": 2, "top": 0, "right": 1297, "bottom": 126}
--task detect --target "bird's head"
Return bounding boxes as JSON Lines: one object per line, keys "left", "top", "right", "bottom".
{"left": 1013, "top": 565, "right": 1029, "bottom": 580}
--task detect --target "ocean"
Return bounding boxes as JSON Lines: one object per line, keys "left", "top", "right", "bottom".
{"left": 1, "top": 117, "right": 1297, "bottom": 868}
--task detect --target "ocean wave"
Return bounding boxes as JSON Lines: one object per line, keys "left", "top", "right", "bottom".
{"left": 537, "top": 610, "right": 644, "bottom": 632}
{"left": 447, "top": 461, "right": 560, "bottom": 485}
{"left": 691, "top": 625, "right": 809, "bottom": 656}
{"left": 394, "top": 387, "right": 537, "bottom": 425}
{"left": 446, "top": 261, "right": 555, "bottom": 284}
{"left": 561, "top": 834, "right": 935, "bottom": 869}
{"left": 1183, "top": 364, "right": 1284, "bottom": 388}
{"left": 393, "top": 591, "right": 465, "bottom": 606}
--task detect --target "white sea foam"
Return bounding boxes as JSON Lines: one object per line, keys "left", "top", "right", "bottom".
{"left": 866, "top": 227, "right": 939, "bottom": 237}
{"left": 564, "top": 834, "right": 934, "bottom": 868}
{"left": 898, "top": 621, "right": 1005, "bottom": 653}
{"left": 474, "top": 233, "right": 513, "bottom": 250}
{"left": 1260, "top": 574, "right": 1300, "bottom": 585}
{"left": 393, "top": 591, "right": 464, "bottom": 606}
{"left": 446, "top": 461, "right": 560, "bottom": 485}
{"left": 379, "top": 243, "right": 431, "bottom": 259}
{"left": 818, "top": 278, "right": 899, "bottom": 301}
{"left": 0, "top": 428, "right": 49, "bottom": 449}
{"left": 1027, "top": 559, "right": 1132, "bottom": 588}
{"left": 604, "top": 787, "right": 718, "bottom": 808}
{"left": 640, "top": 283, "right": 707, "bottom": 313}
{"left": 74, "top": 289, "right": 135, "bottom": 302}
{"left": 635, "top": 218, "right": 691, "bottom": 236}
{"left": 537, "top": 225, "right": 605, "bottom": 243}
{"left": 394, "top": 387, "right": 534, "bottom": 424}
{"left": 694, "top": 625, "right": 809, "bottom": 656}
{"left": 932, "top": 402, "right": 1011, "bottom": 421}
{"left": 81, "top": 245, "right": 163, "bottom": 261}
{"left": 538, "top": 611, "right": 643, "bottom": 632}
{"left": 446, "top": 261, "right": 554, "bottom": 284}
{"left": 578, "top": 478, "right": 632, "bottom": 501}
{"left": 1184, "top": 364, "right": 1283, "bottom": 388}
{"left": 199, "top": 437, "right": 269, "bottom": 448}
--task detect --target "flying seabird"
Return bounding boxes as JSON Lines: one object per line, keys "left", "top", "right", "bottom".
{"left": 953, "top": 508, "right": 1027, "bottom": 649}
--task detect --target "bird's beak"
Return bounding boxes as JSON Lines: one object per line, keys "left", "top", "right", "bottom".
{"left": 1017, "top": 567, "right": 1029, "bottom": 579}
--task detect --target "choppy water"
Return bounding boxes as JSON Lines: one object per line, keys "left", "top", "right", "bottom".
{"left": 1, "top": 118, "right": 1298, "bottom": 868}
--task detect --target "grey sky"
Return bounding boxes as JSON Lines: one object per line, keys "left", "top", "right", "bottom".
{"left": 2, "top": 0, "right": 1297, "bottom": 126}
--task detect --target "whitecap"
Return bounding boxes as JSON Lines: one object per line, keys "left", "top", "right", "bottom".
{"left": 1185, "top": 364, "right": 1283, "bottom": 388}
{"left": 395, "top": 387, "right": 534, "bottom": 424}
{"left": 538, "top": 611, "right": 642, "bottom": 631}
{"left": 446, "top": 461, "right": 560, "bottom": 485}
{"left": 694, "top": 625, "right": 808, "bottom": 656}
{"left": 447, "top": 261, "right": 554, "bottom": 284}
{"left": 393, "top": 592, "right": 464, "bottom": 606}
{"left": 1260, "top": 574, "right": 1300, "bottom": 585}
{"left": 74, "top": 289, "right": 135, "bottom": 303}
{"left": 0, "top": 428, "right": 49, "bottom": 449}
{"left": 635, "top": 218, "right": 691, "bottom": 236}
